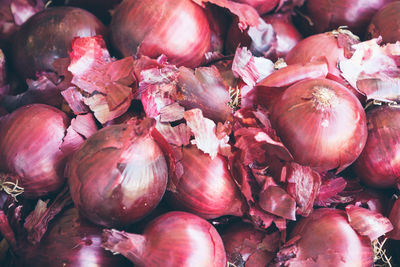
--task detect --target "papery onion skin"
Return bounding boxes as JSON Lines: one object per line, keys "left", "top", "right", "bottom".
{"left": 67, "top": 119, "right": 168, "bottom": 227}
{"left": 281, "top": 208, "right": 373, "bottom": 266}
{"left": 110, "top": 0, "right": 211, "bottom": 68}
{"left": 0, "top": 104, "right": 70, "bottom": 198}
{"left": 102, "top": 211, "right": 227, "bottom": 267}
{"left": 167, "top": 145, "right": 245, "bottom": 219}
{"left": 298, "top": 0, "right": 392, "bottom": 37}
{"left": 354, "top": 105, "right": 400, "bottom": 188}
{"left": 367, "top": 1, "right": 400, "bottom": 43}
{"left": 13, "top": 208, "right": 132, "bottom": 267}
{"left": 11, "top": 6, "right": 106, "bottom": 79}
{"left": 271, "top": 78, "right": 367, "bottom": 172}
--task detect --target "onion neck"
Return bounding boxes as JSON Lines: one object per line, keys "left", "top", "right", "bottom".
{"left": 311, "top": 86, "right": 338, "bottom": 111}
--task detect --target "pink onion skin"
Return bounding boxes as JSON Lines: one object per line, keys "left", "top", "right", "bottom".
{"left": 367, "top": 1, "right": 400, "bottom": 43}
{"left": 110, "top": 0, "right": 211, "bottom": 68}
{"left": 388, "top": 198, "right": 400, "bottom": 240}
{"left": 233, "top": 0, "right": 278, "bottom": 15}
{"left": 11, "top": 7, "right": 106, "bottom": 79}
{"left": 271, "top": 78, "right": 367, "bottom": 172}
{"left": 167, "top": 146, "right": 245, "bottom": 219}
{"left": 284, "top": 208, "right": 373, "bottom": 266}
{"left": 67, "top": 119, "right": 169, "bottom": 228}
{"left": 102, "top": 211, "right": 227, "bottom": 267}
{"left": 299, "top": 0, "right": 392, "bottom": 37}
{"left": 0, "top": 104, "right": 70, "bottom": 198}
{"left": 14, "top": 208, "right": 132, "bottom": 267}
{"left": 354, "top": 106, "right": 400, "bottom": 188}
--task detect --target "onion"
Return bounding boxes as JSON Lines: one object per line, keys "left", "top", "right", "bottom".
{"left": 11, "top": 6, "right": 106, "bottom": 79}
{"left": 67, "top": 118, "right": 169, "bottom": 227}
{"left": 270, "top": 78, "right": 367, "bottom": 172}
{"left": 0, "top": 104, "right": 70, "bottom": 197}
{"left": 232, "top": 0, "right": 278, "bottom": 15}
{"left": 297, "top": 0, "right": 392, "bottom": 37}
{"left": 167, "top": 145, "right": 245, "bottom": 219}
{"left": 367, "top": 1, "right": 400, "bottom": 43}
{"left": 276, "top": 208, "right": 373, "bottom": 266}
{"left": 110, "top": 0, "right": 211, "bottom": 68}
{"left": 354, "top": 105, "right": 400, "bottom": 188}
{"left": 102, "top": 211, "right": 227, "bottom": 267}
{"left": 13, "top": 208, "right": 132, "bottom": 267}
{"left": 388, "top": 198, "right": 400, "bottom": 240}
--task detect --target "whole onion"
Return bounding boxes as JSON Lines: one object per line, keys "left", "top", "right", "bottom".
{"left": 354, "top": 105, "right": 400, "bottom": 188}
{"left": 277, "top": 208, "right": 373, "bottom": 266}
{"left": 110, "top": 0, "right": 211, "bottom": 68}
{"left": 388, "top": 198, "right": 400, "bottom": 240}
{"left": 67, "top": 118, "right": 169, "bottom": 227}
{"left": 102, "top": 211, "right": 227, "bottom": 267}
{"left": 0, "top": 104, "right": 70, "bottom": 197}
{"left": 367, "top": 1, "right": 400, "bottom": 43}
{"left": 270, "top": 78, "right": 367, "bottom": 172}
{"left": 297, "top": 0, "right": 392, "bottom": 37}
{"left": 11, "top": 6, "right": 106, "bottom": 79}
{"left": 167, "top": 145, "right": 245, "bottom": 219}
{"left": 13, "top": 208, "right": 132, "bottom": 267}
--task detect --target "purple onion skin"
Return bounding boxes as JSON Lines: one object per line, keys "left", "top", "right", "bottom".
{"left": 0, "top": 104, "right": 70, "bottom": 198}
{"left": 13, "top": 208, "right": 132, "bottom": 267}
{"left": 67, "top": 120, "right": 168, "bottom": 228}
{"left": 11, "top": 6, "right": 106, "bottom": 79}
{"left": 110, "top": 0, "right": 211, "bottom": 68}
{"left": 102, "top": 211, "right": 227, "bottom": 267}
{"left": 354, "top": 106, "right": 400, "bottom": 188}
{"left": 367, "top": 1, "right": 400, "bottom": 43}
{"left": 167, "top": 146, "right": 245, "bottom": 219}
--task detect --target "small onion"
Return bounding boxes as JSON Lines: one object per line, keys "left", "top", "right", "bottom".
{"left": 11, "top": 7, "right": 106, "bottom": 79}
{"left": 270, "top": 78, "right": 367, "bottom": 172}
{"left": 354, "top": 105, "right": 400, "bottom": 188}
{"left": 67, "top": 118, "right": 169, "bottom": 227}
{"left": 0, "top": 104, "right": 70, "bottom": 197}
{"left": 102, "top": 211, "right": 227, "bottom": 267}
{"left": 277, "top": 208, "right": 373, "bottom": 266}
{"left": 367, "top": 1, "right": 400, "bottom": 43}
{"left": 167, "top": 145, "right": 245, "bottom": 219}
{"left": 110, "top": 0, "right": 211, "bottom": 68}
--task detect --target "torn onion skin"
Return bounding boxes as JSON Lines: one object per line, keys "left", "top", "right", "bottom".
{"left": 354, "top": 105, "right": 400, "bottom": 188}
{"left": 11, "top": 6, "right": 106, "bottom": 79}
{"left": 102, "top": 211, "right": 227, "bottom": 267}
{"left": 67, "top": 118, "right": 169, "bottom": 227}
{"left": 276, "top": 208, "right": 374, "bottom": 266}
{"left": 110, "top": 0, "right": 211, "bottom": 68}
{"left": 271, "top": 78, "right": 367, "bottom": 173}
{"left": 367, "top": 1, "right": 400, "bottom": 43}
{"left": 0, "top": 104, "right": 70, "bottom": 198}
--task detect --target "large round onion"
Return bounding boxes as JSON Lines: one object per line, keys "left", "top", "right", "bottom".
{"left": 167, "top": 145, "right": 245, "bottom": 219}
{"left": 367, "top": 1, "right": 400, "bottom": 43}
{"left": 11, "top": 7, "right": 106, "bottom": 79}
{"left": 67, "top": 118, "right": 169, "bottom": 227}
{"left": 277, "top": 208, "right": 373, "bottom": 266}
{"left": 12, "top": 208, "right": 132, "bottom": 267}
{"left": 0, "top": 104, "right": 70, "bottom": 197}
{"left": 110, "top": 0, "right": 211, "bottom": 68}
{"left": 102, "top": 211, "right": 227, "bottom": 267}
{"left": 354, "top": 105, "right": 400, "bottom": 188}
{"left": 270, "top": 78, "right": 367, "bottom": 172}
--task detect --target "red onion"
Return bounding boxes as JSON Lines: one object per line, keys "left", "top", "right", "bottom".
{"left": 276, "top": 208, "right": 373, "bottom": 266}
{"left": 297, "top": 0, "right": 392, "bottom": 37}
{"left": 0, "top": 104, "right": 70, "bottom": 197}
{"left": 367, "top": 1, "right": 400, "bottom": 43}
{"left": 233, "top": 0, "right": 278, "bottom": 15}
{"left": 270, "top": 78, "right": 367, "bottom": 172}
{"left": 167, "top": 145, "right": 245, "bottom": 219}
{"left": 110, "top": 0, "right": 211, "bottom": 68}
{"left": 11, "top": 6, "right": 106, "bottom": 79}
{"left": 388, "top": 198, "right": 400, "bottom": 240}
{"left": 67, "top": 118, "right": 169, "bottom": 227}
{"left": 102, "top": 211, "right": 227, "bottom": 267}
{"left": 354, "top": 106, "right": 400, "bottom": 188}
{"left": 13, "top": 208, "right": 132, "bottom": 267}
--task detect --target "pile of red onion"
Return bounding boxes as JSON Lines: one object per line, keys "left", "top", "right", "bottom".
{"left": 0, "top": 0, "right": 400, "bottom": 266}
